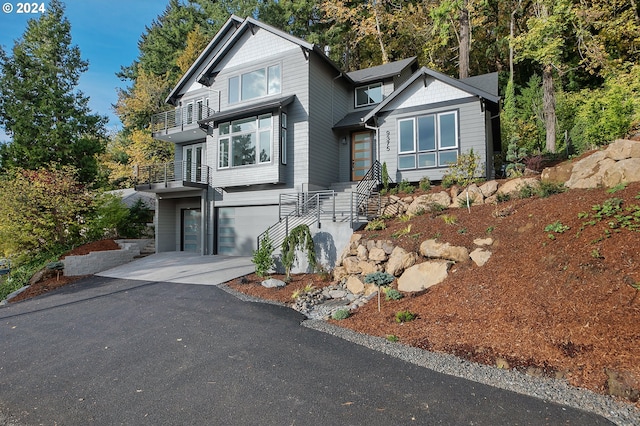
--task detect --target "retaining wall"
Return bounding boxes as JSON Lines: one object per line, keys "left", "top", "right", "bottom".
{"left": 63, "top": 239, "right": 153, "bottom": 276}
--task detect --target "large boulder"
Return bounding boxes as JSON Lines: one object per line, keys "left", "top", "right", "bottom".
{"left": 368, "top": 247, "right": 388, "bottom": 262}
{"left": 602, "top": 158, "right": 640, "bottom": 188}
{"left": 398, "top": 261, "right": 450, "bottom": 292}
{"left": 420, "top": 239, "right": 469, "bottom": 263}
{"left": 346, "top": 275, "right": 365, "bottom": 294}
{"left": 343, "top": 256, "right": 362, "bottom": 274}
{"left": 605, "top": 139, "right": 640, "bottom": 161}
{"left": 385, "top": 246, "right": 418, "bottom": 277}
{"left": 496, "top": 177, "right": 540, "bottom": 195}
{"left": 541, "top": 161, "right": 574, "bottom": 184}
{"left": 406, "top": 191, "right": 452, "bottom": 215}
{"left": 565, "top": 151, "right": 615, "bottom": 189}
{"left": 454, "top": 184, "right": 485, "bottom": 207}
{"left": 479, "top": 180, "right": 499, "bottom": 198}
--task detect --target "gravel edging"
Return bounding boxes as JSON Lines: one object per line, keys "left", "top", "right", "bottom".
{"left": 219, "top": 283, "right": 640, "bottom": 426}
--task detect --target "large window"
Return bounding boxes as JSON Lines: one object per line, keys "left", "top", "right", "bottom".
{"left": 398, "top": 111, "right": 458, "bottom": 170}
{"left": 228, "top": 65, "right": 281, "bottom": 104}
{"left": 355, "top": 83, "right": 383, "bottom": 107}
{"left": 218, "top": 114, "right": 272, "bottom": 169}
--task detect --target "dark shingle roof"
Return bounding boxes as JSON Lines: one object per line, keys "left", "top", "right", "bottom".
{"left": 461, "top": 72, "right": 499, "bottom": 96}
{"left": 346, "top": 57, "right": 417, "bottom": 84}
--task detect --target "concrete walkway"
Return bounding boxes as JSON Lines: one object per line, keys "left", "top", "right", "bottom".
{"left": 96, "top": 252, "right": 253, "bottom": 285}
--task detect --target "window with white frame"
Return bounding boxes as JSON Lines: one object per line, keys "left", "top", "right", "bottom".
{"left": 228, "top": 64, "right": 281, "bottom": 104}
{"left": 218, "top": 114, "right": 272, "bottom": 169}
{"left": 398, "top": 111, "right": 458, "bottom": 170}
{"left": 355, "top": 83, "right": 383, "bottom": 107}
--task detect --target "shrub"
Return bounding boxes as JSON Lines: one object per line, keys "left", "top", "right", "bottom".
{"left": 419, "top": 177, "right": 431, "bottom": 191}
{"left": 441, "top": 214, "right": 457, "bottom": 225}
{"left": 395, "top": 310, "right": 417, "bottom": 323}
{"left": 518, "top": 184, "right": 536, "bottom": 199}
{"left": 364, "top": 271, "right": 395, "bottom": 287}
{"left": 252, "top": 231, "right": 275, "bottom": 278}
{"left": 537, "top": 181, "right": 566, "bottom": 198}
{"left": 398, "top": 179, "right": 415, "bottom": 194}
{"left": 381, "top": 162, "right": 390, "bottom": 192}
{"left": 365, "top": 219, "right": 386, "bottom": 231}
{"left": 384, "top": 288, "right": 403, "bottom": 301}
{"left": 496, "top": 192, "right": 511, "bottom": 203}
{"left": 281, "top": 224, "right": 316, "bottom": 282}
{"left": 386, "top": 334, "right": 399, "bottom": 342}
{"left": 442, "top": 149, "right": 484, "bottom": 187}
{"left": 332, "top": 309, "right": 350, "bottom": 320}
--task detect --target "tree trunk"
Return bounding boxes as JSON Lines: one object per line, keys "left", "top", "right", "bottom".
{"left": 373, "top": 2, "right": 389, "bottom": 64}
{"left": 542, "top": 64, "right": 556, "bottom": 153}
{"left": 459, "top": 0, "right": 470, "bottom": 79}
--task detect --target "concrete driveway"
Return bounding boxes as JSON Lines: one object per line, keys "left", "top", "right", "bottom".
{"left": 0, "top": 269, "right": 615, "bottom": 425}
{"left": 96, "top": 252, "right": 254, "bottom": 285}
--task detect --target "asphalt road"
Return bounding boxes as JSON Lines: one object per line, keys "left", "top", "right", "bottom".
{"left": 0, "top": 276, "right": 612, "bottom": 425}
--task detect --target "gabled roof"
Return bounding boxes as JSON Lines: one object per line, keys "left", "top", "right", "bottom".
{"left": 462, "top": 72, "right": 499, "bottom": 97}
{"left": 363, "top": 67, "right": 500, "bottom": 123}
{"left": 166, "top": 15, "right": 244, "bottom": 105}
{"left": 346, "top": 57, "right": 417, "bottom": 84}
{"left": 194, "top": 16, "right": 350, "bottom": 89}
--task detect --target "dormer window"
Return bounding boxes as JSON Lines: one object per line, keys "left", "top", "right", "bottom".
{"left": 228, "top": 64, "right": 281, "bottom": 104}
{"left": 355, "top": 83, "right": 383, "bottom": 107}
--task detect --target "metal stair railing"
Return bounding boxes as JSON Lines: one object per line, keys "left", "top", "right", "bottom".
{"left": 257, "top": 190, "right": 336, "bottom": 250}
{"left": 350, "top": 161, "right": 383, "bottom": 226}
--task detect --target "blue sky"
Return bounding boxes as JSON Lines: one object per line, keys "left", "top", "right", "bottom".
{"left": 0, "top": 0, "right": 171, "bottom": 140}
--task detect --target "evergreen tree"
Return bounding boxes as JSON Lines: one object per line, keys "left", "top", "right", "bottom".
{"left": 0, "top": 0, "right": 107, "bottom": 184}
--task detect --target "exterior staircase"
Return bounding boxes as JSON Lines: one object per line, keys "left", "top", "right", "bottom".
{"left": 257, "top": 161, "right": 383, "bottom": 250}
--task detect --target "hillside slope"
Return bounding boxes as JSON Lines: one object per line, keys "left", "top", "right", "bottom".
{"left": 343, "top": 180, "right": 640, "bottom": 401}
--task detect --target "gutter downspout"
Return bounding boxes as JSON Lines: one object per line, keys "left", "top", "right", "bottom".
{"left": 364, "top": 117, "right": 380, "bottom": 164}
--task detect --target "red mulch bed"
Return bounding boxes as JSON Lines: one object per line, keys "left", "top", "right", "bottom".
{"left": 229, "top": 181, "right": 640, "bottom": 405}
{"left": 8, "top": 239, "right": 120, "bottom": 303}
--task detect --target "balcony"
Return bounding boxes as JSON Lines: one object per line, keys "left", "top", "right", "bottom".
{"left": 151, "top": 104, "right": 216, "bottom": 143}
{"left": 134, "top": 161, "right": 211, "bottom": 193}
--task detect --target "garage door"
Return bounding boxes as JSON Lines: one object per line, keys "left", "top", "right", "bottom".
{"left": 216, "top": 206, "right": 279, "bottom": 256}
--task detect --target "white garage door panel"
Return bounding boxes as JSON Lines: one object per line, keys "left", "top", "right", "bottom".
{"left": 217, "top": 205, "right": 279, "bottom": 256}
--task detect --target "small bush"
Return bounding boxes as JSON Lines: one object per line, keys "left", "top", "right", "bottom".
{"left": 386, "top": 334, "right": 399, "bottom": 342}
{"left": 518, "top": 184, "right": 536, "bottom": 199}
{"left": 457, "top": 197, "right": 474, "bottom": 208}
{"left": 395, "top": 310, "right": 417, "bottom": 323}
{"left": 545, "top": 221, "right": 570, "bottom": 235}
{"left": 365, "top": 219, "right": 386, "bottom": 231}
{"left": 537, "top": 181, "right": 566, "bottom": 198}
{"left": 384, "top": 288, "right": 403, "bottom": 301}
{"left": 419, "top": 177, "right": 431, "bottom": 191}
{"left": 398, "top": 179, "right": 415, "bottom": 194}
{"left": 441, "top": 214, "right": 457, "bottom": 225}
{"left": 332, "top": 309, "right": 351, "bottom": 320}
{"left": 392, "top": 224, "right": 412, "bottom": 238}
{"left": 364, "top": 271, "right": 395, "bottom": 287}
{"left": 496, "top": 192, "right": 511, "bottom": 203}
{"left": 252, "top": 231, "right": 275, "bottom": 278}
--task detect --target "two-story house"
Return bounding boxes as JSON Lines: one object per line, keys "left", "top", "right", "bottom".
{"left": 136, "top": 15, "right": 500, "bottom": 265}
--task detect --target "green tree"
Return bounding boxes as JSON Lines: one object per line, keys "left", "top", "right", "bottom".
{"left": 0, "top": 166, "right": 93, "bottom": 258}
{"left": 0, "top": 0, "right": 107, "bottom": 184}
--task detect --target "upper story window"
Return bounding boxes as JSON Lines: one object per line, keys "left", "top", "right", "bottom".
{"left": 228, "top": 64, "right": 281, "bottom": 104}
{"left": 398, "top": 111, "right": 459, "bottom": 170}
{"left": 218, "top": 114, "right": 272, "bottom": 169}
{"left": 355, "top": 83, "right": 383, "bottom": 107}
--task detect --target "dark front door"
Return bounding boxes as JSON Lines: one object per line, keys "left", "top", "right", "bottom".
{"left": 351, "top": 131, "right": 373, "bottom": 181}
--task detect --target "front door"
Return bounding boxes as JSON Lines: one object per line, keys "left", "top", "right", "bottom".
{"left": 181, "top": 208, "right": 201, "bottom": 253}
{"left": 351, "top": 131, "right": 373, "bottom": 181}
{"left": 183, "top": 143, "right": 204, "bottom": 182}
